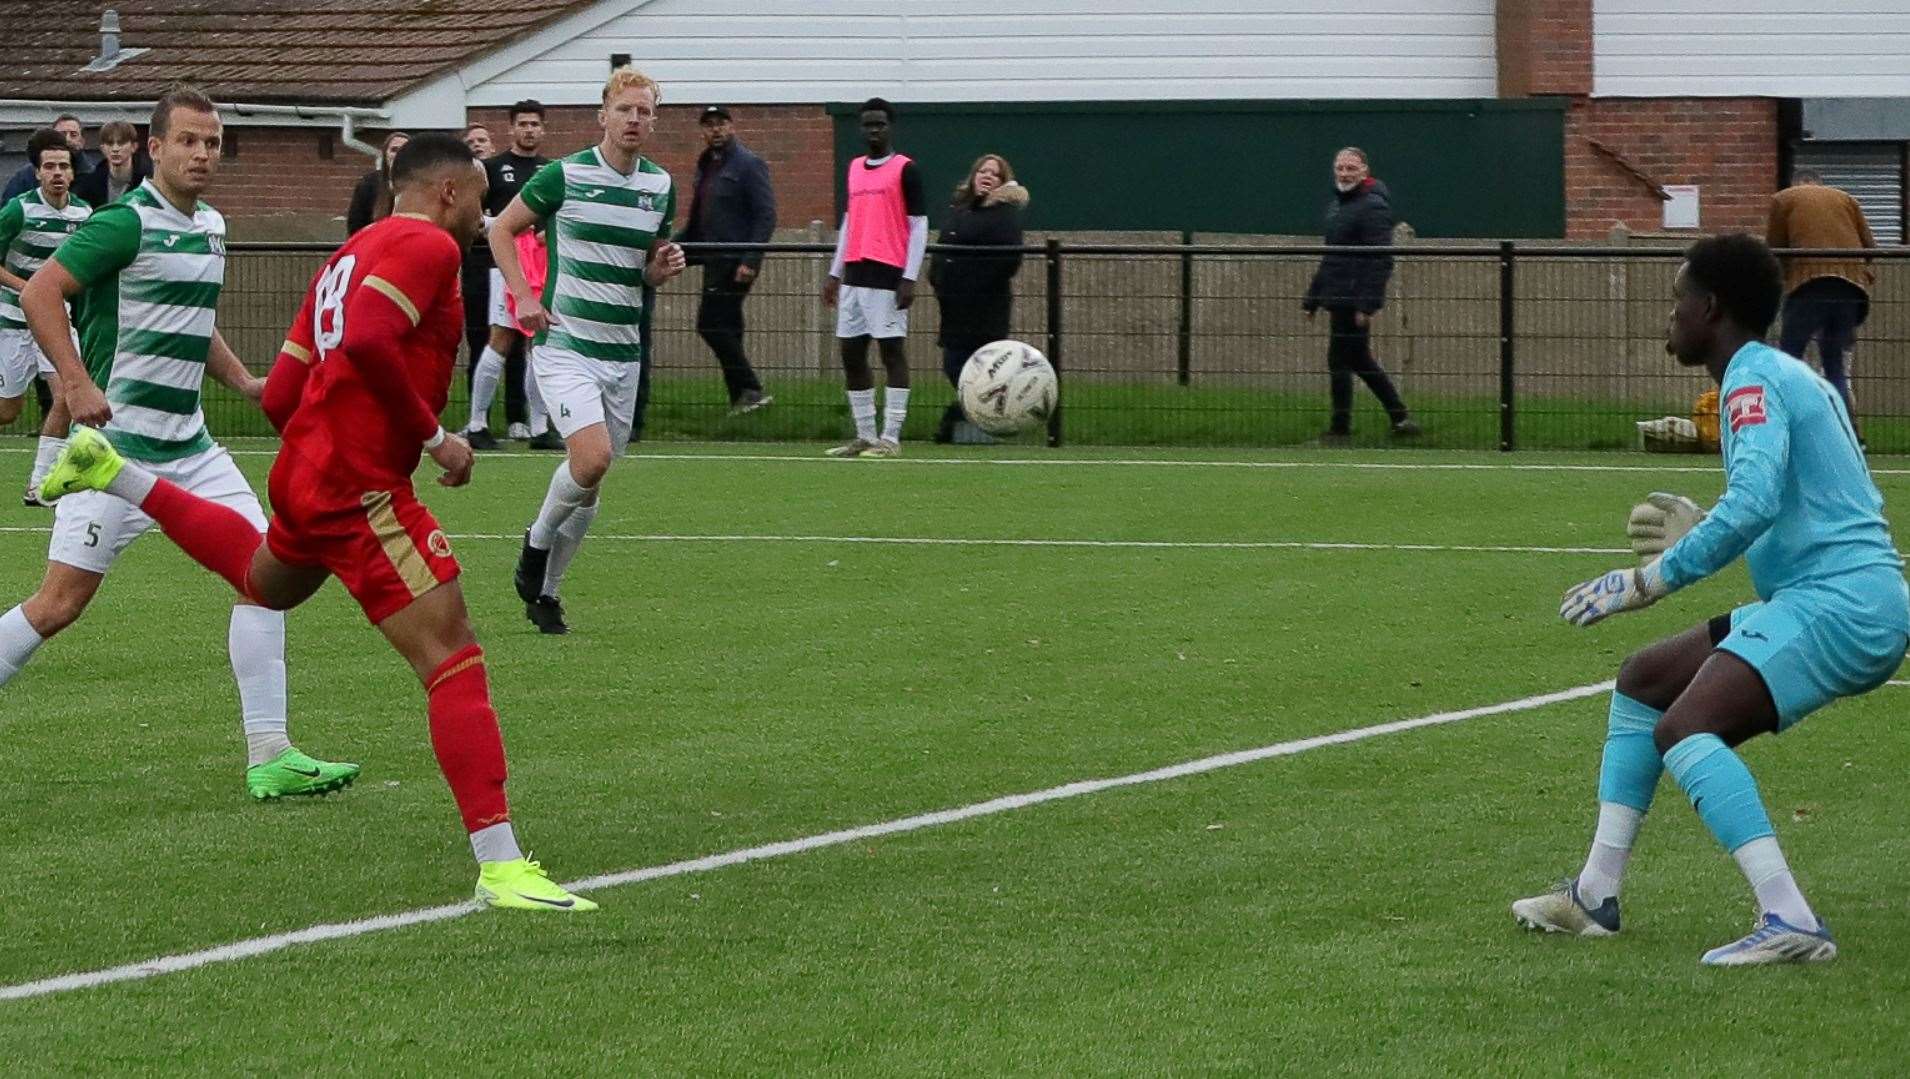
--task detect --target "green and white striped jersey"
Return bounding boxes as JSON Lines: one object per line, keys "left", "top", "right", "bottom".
{"left": 0, "top": 189, "right": 91, "bottom": 331}
{"left": 518, "top": 146, "right": 674, "bottom": 363}
{"left": 52, "top": 180, "right": 226, "bottom": 461}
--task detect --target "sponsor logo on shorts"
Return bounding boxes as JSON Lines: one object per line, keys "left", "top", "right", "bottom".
{"left": 1726, "top": 386, "right": 1767, "bottom": 433}
{"left": 427, "top": 529, "right": 453, "bottom": 558}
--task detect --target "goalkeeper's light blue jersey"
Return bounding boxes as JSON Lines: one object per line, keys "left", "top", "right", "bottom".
{"left": 1660, "top": 341, "right": 1908, "bottom": 628}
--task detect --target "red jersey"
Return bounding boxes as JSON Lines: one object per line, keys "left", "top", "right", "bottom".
{"left": 271, "top": 215, "right": 463, "bottom": 488}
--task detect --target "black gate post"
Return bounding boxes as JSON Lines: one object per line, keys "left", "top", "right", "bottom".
{"left": 1046, "top": 238, "right": 1064, "bottom": 448}
{"left": 1177, "top": 230, "right": 1194, "bottom": 386}
{"left": 1498, "top": 240, "right": 1516, "bottom": 453}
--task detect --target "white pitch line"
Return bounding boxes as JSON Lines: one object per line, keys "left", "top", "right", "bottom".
{"left": 0, "top": 678, "right": 1615, "bottom": 1002}
{"left": 0, "top": 524, "right": 1630, "bottom": 556}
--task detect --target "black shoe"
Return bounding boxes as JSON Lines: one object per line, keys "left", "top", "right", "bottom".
{"left": 1390, "top": 418, "right": 1423, "bottom": 438}
{"left": 1315, "top": 429, "right": 1352, "bottom": 447}
{"left": 525, "top": 594, "right": 569, "bottom": 635}
{"left": 465, "top": 427, "right": 501, "bottom": 450}
{"left": 514, "top": 531, "right": 549, "bottom": 605}
{"left": 527, "top": 429, "right": 565, "bottom": 451}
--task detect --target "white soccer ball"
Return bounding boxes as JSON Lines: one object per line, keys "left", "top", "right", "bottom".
{"left": 958, "top": 340, "right": 1057, "bottom": 436}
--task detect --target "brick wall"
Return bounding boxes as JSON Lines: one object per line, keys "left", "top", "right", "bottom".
{"left": 465, "top": 103, "right": 839, "bottom": 229}
{"left": 1497, "top": 0, "right": 1592, "bottom": 97}
{"left": 1564, "top": 97, "right": 1777, "bottom": 238}
{"left": 211, "top": 125, "right": 395, "bottom": 232}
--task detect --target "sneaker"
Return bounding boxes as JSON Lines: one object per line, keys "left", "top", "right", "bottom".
{"left": 21, "top": 481, "right": 50, "bottom": 508}
{"left": 1314, "top": 430, "right": 1353, "bottom": 448}
{"left": 526, "top": 594, "right": 569, "bottom": 635}
{"left": 465, "top": 426, "right": 501, "bottom": 450}
{"left": 475, "top": 857, "right": 598, "bottom": 912}
{"left": 245, "top": 747, "right": 361, "bottom": 800}
{"left": 729, "top": 389, "right": 774, "bottom": 416}
{"left": 1391, "top": 418, "right": 1423, "bottom": 438}
{"left": 826, "top": 437, "right": 876, "bottom": 458}
{"left": 1512, "top": 879, "right": 1621, "bottom": 937}
{"left": 1700, "top": 912, "right": 1836, "bottom": 966}
{"left": 506, "top": 422, "right": 532, "bottom": 440}
{"left": 513, "top": 531, "right": 549, "bottom": 606}
{"left": 527, "top": 429, "right": 565, "bottom": 451}
{"left": 39, "top": 426, "right": 123, "bottom": 503}
{"left": 860, "top": 439, "right": 901, "bottom": 458}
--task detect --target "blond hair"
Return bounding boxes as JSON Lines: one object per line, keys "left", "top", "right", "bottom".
{"left": 952, "top": 154, "right": 1015, "bottom": 204}
{"left": 603, "top": 66, "right": 661, "bottom": 105}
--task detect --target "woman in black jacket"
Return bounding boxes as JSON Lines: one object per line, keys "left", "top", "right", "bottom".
{"left": 345, "top": 131, "right": 409, "bottom": 236}
{"left": 929, "top": 154, "right": 1029, "bottom": 442}
{"left": 1302, "top": 147, "right": 1417, "bottom": 441}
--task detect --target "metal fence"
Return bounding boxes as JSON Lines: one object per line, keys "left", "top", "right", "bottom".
{"left": 13, "top": 239, "right": 1909, "bottom": 452}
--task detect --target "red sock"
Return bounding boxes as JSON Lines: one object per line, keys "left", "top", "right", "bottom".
{"left": 141, "top": 478, "right": 264, "bottom": 599}
{"left": 425, "top": 644, "right": 511, "bottom": 833}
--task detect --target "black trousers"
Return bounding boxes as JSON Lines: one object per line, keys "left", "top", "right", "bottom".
{"left": 1326, "top": 307, "right": 1408, "bottom": 433}
{"left": 696, "top": 260, "right": 762, "bottom": 403}
{"left": 1778, "top": 277, "right": 1868, "bottom": 411}
{"left": 938, "top": 343, "right": 970, "bottom": 434}
{"left": 460, "top": 260, "right": 527, "bottom": 426}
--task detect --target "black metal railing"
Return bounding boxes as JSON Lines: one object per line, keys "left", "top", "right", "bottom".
{"left": 11, "top": 240, "right": 1905, "bottom": 453}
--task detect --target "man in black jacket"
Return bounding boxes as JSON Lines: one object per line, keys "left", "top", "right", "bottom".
{"left": 680, "top": 106, "right": 776, "bottom": 413}
{"left": 72, "top": 122, "right": 150, "bottom": 207}
{"left": 1303, "top": 147, "right": 1417, "bottom": 442}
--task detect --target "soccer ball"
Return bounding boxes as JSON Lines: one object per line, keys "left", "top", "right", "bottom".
{"left": 958, "top": 340, "right": 1057, "bottom": 436}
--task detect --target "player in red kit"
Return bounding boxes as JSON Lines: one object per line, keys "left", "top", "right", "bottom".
{"left": 40, "top": 133, "right": 596, "bottom": 912}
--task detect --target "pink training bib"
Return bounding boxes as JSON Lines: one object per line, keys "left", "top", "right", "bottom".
{"left": 841, "top": 154, "right": 912, "bottom": 270}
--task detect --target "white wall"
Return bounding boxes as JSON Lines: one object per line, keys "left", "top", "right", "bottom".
{"left": 462, "top": 0, "right": 1497, "bottom": 107}
{"left": 1595, "top": 0, "right": 1910, "bottom": 97}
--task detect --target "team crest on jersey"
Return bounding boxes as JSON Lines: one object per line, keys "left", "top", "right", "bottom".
{"left": 427, "top": 530, "right": 453, "bottom": 558}
{"left": 1726, "top": 385, "right": 1767, "bottom": 433}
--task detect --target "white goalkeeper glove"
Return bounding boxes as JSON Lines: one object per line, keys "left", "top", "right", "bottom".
{"left": 1560, "top": 558, "right": 1668, "bottom": 627}
{"left": 1626, "top": 492, "right": 1705, "bottom": 559}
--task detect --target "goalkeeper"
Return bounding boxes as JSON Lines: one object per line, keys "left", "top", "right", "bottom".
{"left": 1515, "top": 234, "right": 1908, "bottom": 966}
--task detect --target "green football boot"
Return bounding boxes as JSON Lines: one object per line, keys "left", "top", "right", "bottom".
{"left": 475, "top": 857, "right": 599, "bottom": 912}
{"left": 38, "top": 425, "right": 124, "bottom": 503}
{"left": 246, "top": 747, "right": 361, "bottom": 800}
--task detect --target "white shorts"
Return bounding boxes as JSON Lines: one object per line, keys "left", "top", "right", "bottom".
{"left": 0, "top": 329, "right": 57, "bottom": 399}
{"left": 836, "top": 285, "right": 909, "bottom": 340}
{"left": 49, "top": 445, "right": 264, "bottom": 575}
{"left": 487, "top": 269, "right": 516, "bottom": 330}
{"left": 531, "top": 345, "right": 640, "bottom": 454}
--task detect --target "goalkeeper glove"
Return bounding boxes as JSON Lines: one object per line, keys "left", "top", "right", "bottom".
{"left": 1626, "top": 492, "right": 1705, "bottom": 559}
{"left": 1561, "top": 559, "right": 1668, "bottom": 627}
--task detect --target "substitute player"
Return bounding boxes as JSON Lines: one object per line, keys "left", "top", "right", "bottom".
{"left": 821, "top": 98, "right": 927, "bottom": 459}
{"left": 5, "top": 88, "right": 357, "bottom": 800}
{"left": 491, "top": 66, "right": 686, "bottom": 635}
{"left": 0, "top": 128, "right": 89, "bottom": 503}
{"left": 41, "top": 132, "right": 594, "bottom": 912}
{"left": 1520, "top": 234, "right": 1908, "bottom": 965}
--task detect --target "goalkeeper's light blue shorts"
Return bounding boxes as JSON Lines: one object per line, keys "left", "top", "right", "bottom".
{"left": 1719, "top": 591, "right": 1907, "bottom": 730}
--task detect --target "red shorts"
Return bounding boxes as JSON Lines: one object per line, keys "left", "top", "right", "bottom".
{"left": 265, "top": 449, "right": 460, "bottom": 624}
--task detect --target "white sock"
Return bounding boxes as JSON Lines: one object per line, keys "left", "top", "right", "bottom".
{"left": 1576, "top": 802, "right": 1644, "bottom": 904}
{"left": 848, "top": 389, "right": 877, "bottom": 442}
{"left": 103, "top": 457, "right": 157, "bottom": 504}
{"left": 29, "top": 435, "right": 65, "bottom": 488}
{"left": 526, "top": 358, "right": 550, "bottom": 435}
{"left": 0, "top": 605, "right": 45, "bottom": 685}
{"left": 1735, "top": 835, "right": 1818, "bottom": 930}
{"left": 467, "top": 347, "right": 507, "bottom": 431}
{"left": 542, "top": 501, "right": 599, "bottom": 598}
{"left": 528, "top": 460, "right": 594, "bottom": 549}
{"left": 881, "top": 386, "right": 910, "bottom": 443}
{"left": 470, "top": 820, "right": 524, "bottom": 864}
{"left": 229, "top": 605, "right": 291, "bottom": 767}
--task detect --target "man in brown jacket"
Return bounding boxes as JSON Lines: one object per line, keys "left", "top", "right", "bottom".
{"left": 1767, "top": 171, "right": 1876, "bottom": 426}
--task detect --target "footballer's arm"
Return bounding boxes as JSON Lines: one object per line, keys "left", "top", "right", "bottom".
{"left": 488, "top": 197, "right": 548, "bottom": 333}
{"left": 19, "top": 259, "right": 106, "bottom": 426}
{"left": 206, "top": 329, "right": 266, "bottom": 404}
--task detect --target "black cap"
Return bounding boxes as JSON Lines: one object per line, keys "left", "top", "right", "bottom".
{"left": 699, "top": 105, "right": 731, "bottom": 122}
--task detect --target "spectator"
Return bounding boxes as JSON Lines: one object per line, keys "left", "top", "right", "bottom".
{"left": 467, "top": 100, "right": 551, "bottom": 448}
{"left": 74, "top": 121, "right": 151, "bottom": 206}
{"left": 928, "top": 153, "right": 1028, "bottom": 443}
{"left": 1303, "top": 146, "right": 1417, "bottom": 442}
{"left": 679, "top": 105, "right": 777, "bottom": 414}
{"left": 3, "top": 115, "right": 93, "bottom": 203}
{"left": 1768, "top": 169, "right": 1877, "bottom": 430}
{"left": 344, "top": 130, "right": 409, "bottom": 236}
{"left": 462, "top": 122, "right": 494, "bottom": 158}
